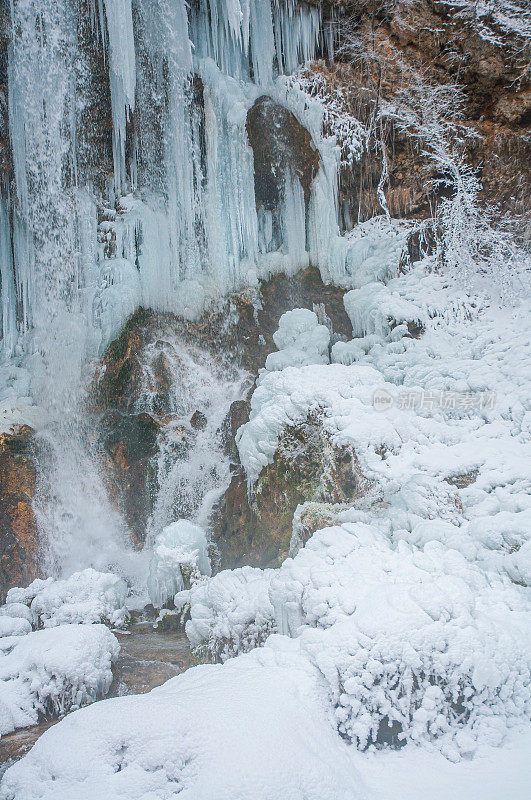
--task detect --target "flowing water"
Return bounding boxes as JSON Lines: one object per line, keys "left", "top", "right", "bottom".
{"left": 133, "top": 325, "right": 249, "bottom": 546}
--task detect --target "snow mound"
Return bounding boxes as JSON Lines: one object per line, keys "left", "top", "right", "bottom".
{"left": 0, "top": 624, "right": 119, "bottom": 737}
{"left": 341, "top": 281, "right": 427, "bottom": 340}
{"left": 6, "top": 569, "right": 129, "bottom": 629}
{"left": 237, "top": 362, "right": 383, "bottom": 487}
{"left": 148, "top": 520, "right": 212, "bottom": 609}
{"left": 265, "top": 308, "right": 330, "bottom": 371}
{"left": 0, "top": 638, "right": 365, "bottom": 800}
{"left": 269, "top": 523, "right": 530, "bottom": 759}
{"left": 177, "top": 566, "right": 276, "bottom": 662}
{"left": 0, "top": 617, "right": 31, "bottom": 639}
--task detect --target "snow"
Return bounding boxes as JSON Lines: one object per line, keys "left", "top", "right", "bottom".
{"left": 270, "top": 523, "right": 530, "bottom": 757}
{"left": 147, "top": 521, "right": 212, "bottom": 609}
{"left": 3, "top": 570, "right": 128, "bottom": 629}
{"left": 341, "top": 281, "right": 427, "bottom": 339}
{"left": 265, "top": 308, "right": 330, "bottom": 371}
{"left": 177, "top": 565, "right": 276, "bottom": 661}
{"left": 0, "top": 637, "right": 366, "bottom": 800}
{"left": 0, "top": 624, "right": 119, "bottom": 737}
{"left": 190, "top": 257, "right": 531, "bottom": 764}
{"left": 0, "top": 618, "right": 31, "bottom": 639}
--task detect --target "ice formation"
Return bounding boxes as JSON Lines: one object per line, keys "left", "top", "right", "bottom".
{"left": 270, "top": 523, "right": 529, "bottom": 757}
{"left": 177, "top": 566, "right": 276, "bottom": 661}
{"left": 265, "top": 308, "right": 330, "bottom": 371}
{"left": 0, "top": 0, "right": 343, "bottom": 373}
{"left": 0, "top": 623, "right": 119, "bottom": 737}
{"left": 0, "top": 0, "right": 348, "bottom": 578}
{"left": 9, "top": 569, "right": 129, "bottom": 629}
{"left": 148, "top": 521, "right": 212, "bottom": 609}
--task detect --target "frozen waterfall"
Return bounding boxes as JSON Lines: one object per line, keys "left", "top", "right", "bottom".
{"left": 0, "top": 0, "right": 345, "bottom": 579}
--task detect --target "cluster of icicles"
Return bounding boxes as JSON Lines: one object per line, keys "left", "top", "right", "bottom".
{"left": 0, "top": 0, "right": 356, "bottom": 369}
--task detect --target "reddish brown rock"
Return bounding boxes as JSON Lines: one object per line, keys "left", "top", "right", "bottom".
{"left": 0, "top": 427, "right": 39, "bottom": 600}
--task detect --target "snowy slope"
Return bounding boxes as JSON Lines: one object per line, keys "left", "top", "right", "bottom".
{"left": 0, "top": 638, "right": 366, "bottom": 800}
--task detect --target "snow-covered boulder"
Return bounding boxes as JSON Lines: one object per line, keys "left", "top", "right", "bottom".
{"left": 177, "top": 566, "right": 276, "bottom": 662}
{"left": 341, "top": 281, "right": 426, "bottom": 340}
{"left": 265, "top": 308, "right": 330, "bottom": 371}
{"left": 148, "top": 520, "right": 212, "bottom": 609}
{"left": 269, "top": 523, "right": 531, "bottom": 759}
{"left": 0, "top": 617, "right": 31, "bottom": 639}
{"left": 0, "top": 624, "right": 119, "bottom": 737}
{"left": 6, "top": 569, "right": 129, "bottom": 629}
{"left": 0, "top": 638, "right": 364, "bottom": 800}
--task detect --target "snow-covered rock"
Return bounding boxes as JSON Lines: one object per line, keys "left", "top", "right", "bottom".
{"left": 6, "top": 569, "right": 129, "bottom": 629}
{"left": 178, "top": 566, "right": 276, "bottom": 661}
{"left": 148, "top": 520, "right": 212, "bottom": 609}
{"left": 341, "top": 281, "right": 426, "bottom": 340}
{"left": 265, "top": 308, "right": 330, "bottom": 371}
{"left": 0, "top": 638, "right": 365, "bottom": 800}
{"left": 0, "top": 624, "right": 119, "bottom": 737}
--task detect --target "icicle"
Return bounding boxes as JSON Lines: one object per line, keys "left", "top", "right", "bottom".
{"left": 282, "top": 171, "right": 307, "bottom": 273}
{"left": 102, "top": 0, "right": 136, "bottom": 194}
{"left": 249, "top": 0, "right": 274, "bottom": 86}
{"left": 0, "top": 195, "right": 17, "bottom": 356}
{"left": 272, "top": 0, "right": 322, "bottom": 75}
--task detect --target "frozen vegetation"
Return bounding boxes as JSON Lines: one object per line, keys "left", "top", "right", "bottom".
{"left": 0, "top": 624, "right": 119, "bottom": 737}
{"left": 0, "top": 569, "right": 125, "bottom": 737}
{"left": 6, "top": 570, "right": 129, "bottom": 629}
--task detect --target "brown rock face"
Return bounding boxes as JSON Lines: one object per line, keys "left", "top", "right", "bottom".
{"left": 313, "top": 1, "right": 530, "bottom": 228}
{"left": 0, "top": 427, "right": 39, "bottom": 600}
{"left": 93, "top": 267, "right": 352, "bottom": 551}
{"left": 246, "top": 96, "right": 320, "bottom": 208}
{"left": 214, "top": 413, "right": 369, "bottom": 568}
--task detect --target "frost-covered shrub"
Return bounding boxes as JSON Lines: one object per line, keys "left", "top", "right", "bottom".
{"left": 178, "top": 566, "right": 276, "bottom": 662}
{"left": 265, "top": 308, "right": 330, "bottom": 372}
{"left": 148, "top": 520, "right": 212, "bottom": 609}
{"left": 24, "top": 569, "right": 128, "bottom": 629}
{"left": 0, "top": 624, "right": 119, "bottom": 736}
{"left": 269, "top": 524, "right": 530, "bottom": 758}
{"left": 1, "top": 570, "right": 128, "bottom": 631}
{"left": 0, "top": 616, "right": 31, "bottom": 639}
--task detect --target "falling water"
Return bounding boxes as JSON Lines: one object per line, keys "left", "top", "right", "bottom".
{"left": 131, "top": 323, "right": 249, "bottom": 546}
{"left": 0, "top": 0, "right": 343, "bottom": 582}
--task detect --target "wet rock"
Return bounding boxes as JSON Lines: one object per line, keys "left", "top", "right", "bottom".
{"left": 111, "top": 626, "right": 194, "bottom": 696}
{"left": 0, "top": 427, "right": 39, "bottom": 601}
{"left": 246, "top": 96, "right": 319, "bottom": 208}
{"left": 100, "top": 411, "right": 160, "bottom": 544}
{"left": 190, "top": 410, "right": 207, "bottom": 431}
{"left": 214, "top": 413, "right": 369, "bottom": 568}
{"left": 96, "top": 307, "right": 152, "bottom": 411}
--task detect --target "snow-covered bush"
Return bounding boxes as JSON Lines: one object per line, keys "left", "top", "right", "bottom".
{"left": 148, "top": 520, "right": 212, "bottom": 609}
{"left": 269, "top": 523, "right": 530, "bottom": 759}
{"left": 3, "top": 569, "right": 128, "bottom": 629}
{"left": 265, "top": 308, "right": 330, "bottom": 372}
{"left": 342, "top": 281, "right": 426, "bottom": 339}
{"left": 177, "top": 566, "right": 276, "bottom": 662}
{"left": 0, "top": 624, "right": 119, "bottom": 736}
